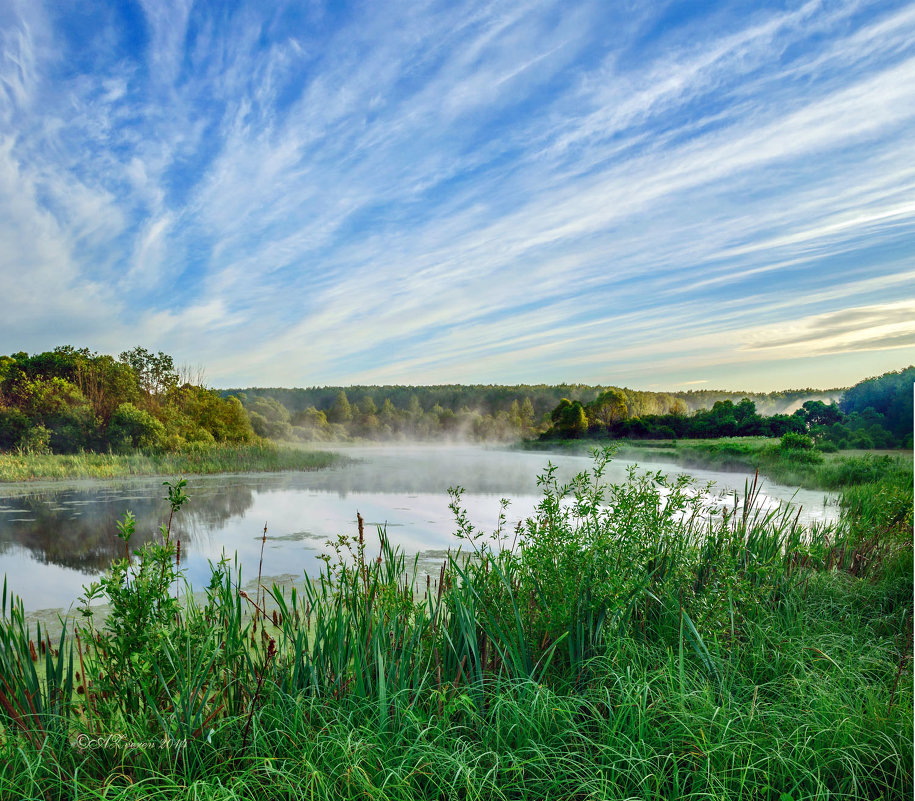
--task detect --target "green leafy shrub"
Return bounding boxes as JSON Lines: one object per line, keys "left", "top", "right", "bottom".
{"left": 107, "top": 402, "right": 167, "bottom": 452}
{"left": 780, "top": 431, "right": 814, "bottom": 450}
{"left": 77, "top": 479, "right": 190, "bottom": 719}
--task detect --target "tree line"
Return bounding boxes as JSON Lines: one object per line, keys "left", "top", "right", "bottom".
{"left": 0, "top": 346, "right": 254, "bottom": 454}
{"left": 3, "top": 345, "right": 905, "bottom": 454}
{"left": 542, "top": 367, "right": 913, "bottom": 449}
{"left": 226, "top": 383, "right": 843, "bottom": 444}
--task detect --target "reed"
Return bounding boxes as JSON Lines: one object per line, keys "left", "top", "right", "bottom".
{"left": 0, "top": 443, "right": 339, "bottom": 482}
{"left": 0, "top": 450, "right": 910, "bottom": 799}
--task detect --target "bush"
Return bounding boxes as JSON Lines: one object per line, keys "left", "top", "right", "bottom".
{"left": 18, "top": 424, "right": 51, "bottom": 454}
{"left": 780, "top": 431, "right": 814, "bottom": 450}
{"left": 0, "top": 407, "right": 30, "bottom": 449}
{"left": 107, "top": 402, "right": 166, "bottom": 452}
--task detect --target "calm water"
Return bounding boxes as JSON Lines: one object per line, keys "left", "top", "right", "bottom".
{"left": 0, "top": 445, "right": 839, "bottom": 612}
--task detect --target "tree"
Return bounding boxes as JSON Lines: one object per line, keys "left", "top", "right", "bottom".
{"left": 800, "top": 400, "right": 842, "bottom": 428}
{"left": 0, "top": 407, "right": 30, "bottom": 449}
{"left": 119, "top": 347, "right": 179, "bottom": 399}
{"left": 520, "top": 397, "right": 536, "bottom": 432}
{"left": 379, "top": 398, "right": 398, "bottom": 429}
{"left": 15, "top": 377, "right": 98, "bottom": 452}
{"left": 327, "top": 390, "right": 353, "bottom": 424}
{"left": 734, "top": 398, "right": 757, "bottom": 423}
{"left": 173, "top": 388, "right": 255, "bottom": 443}
{"left": 841, "top": 367, "right": 913, "bottom": 445}
{"left": 589, "top": 389, "right": 629, "bottom": 427}
{"left": 107, "top": 403, "right": 166, "bottom": 451}
{"left": 359, "top": 396, "right": 378, "bottom": 418}
{"left": 556, "top": 401, "right": 588, "bottom": 438}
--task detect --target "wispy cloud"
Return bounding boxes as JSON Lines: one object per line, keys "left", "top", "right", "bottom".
{"left": 0, "top": 0, "right": 912, "bottom": 390}
{"left": 742, "top": 301, "right": 915, "bottom": 355}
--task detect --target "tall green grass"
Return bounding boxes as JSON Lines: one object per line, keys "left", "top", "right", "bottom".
{"left": 606, "top": 436, "right": 912, "bottom": 492}
{"left": 0, "top": 451, "right": 910, "bottom": 799}
{"left": 0, "top": 442, "right": 339, "bottom": 482}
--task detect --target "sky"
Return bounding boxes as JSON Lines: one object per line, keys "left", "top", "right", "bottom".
{"left": 0, "top": 0, "right": 913, "bottom": 391}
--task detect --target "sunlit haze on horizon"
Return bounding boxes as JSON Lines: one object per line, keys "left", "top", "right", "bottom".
{"left": 1, "top": 0, "right": 913, "bottom": 391}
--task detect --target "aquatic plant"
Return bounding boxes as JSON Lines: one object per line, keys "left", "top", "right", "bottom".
{"left": 0, "top": 451, "right": 910, "bottom": 799}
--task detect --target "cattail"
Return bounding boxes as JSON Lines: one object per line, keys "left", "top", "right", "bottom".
{"left": 40, "top": 639, "right": 46, "bottom": 655}
{"left": 272, "top": 609, "right": 278, "bottom": 627}
{"left": 29, "top": 640, "right": 37, "bottom": 662}
{"left": 176, "top": 539, "right": 181, "bottom": 568}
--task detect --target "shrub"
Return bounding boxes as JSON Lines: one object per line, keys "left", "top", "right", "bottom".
{"left": 780, "top": 431, "right": 814, "bottom": 450}
{"left": 107, "top": 402, "right": 167, "bottom": 452}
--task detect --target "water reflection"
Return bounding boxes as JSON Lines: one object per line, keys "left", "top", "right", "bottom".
{"left": 0, "top": 481, "right": 256, "bottom": 573}
{"left": 0, "top": 446, "right": 839, "bottom": 611}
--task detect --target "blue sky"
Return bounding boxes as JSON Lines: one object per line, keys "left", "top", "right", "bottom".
{"left": 0, "top": 0, "right": 913, "bottom": 390}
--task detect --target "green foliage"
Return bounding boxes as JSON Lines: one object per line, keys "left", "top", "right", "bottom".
{"left": 0, "top": 453, "right": 911, "bottom": 798}
{"left": 780, "top": 431, "right": 815, "bottom": 450}
{"left": 107, "top": 402, "right": 167, "bottom": 452}
{"left": 327, "top": 390, "right": 353, "bottom": 424}
{"left": 226, "top": 382, "right": 849, "bottom": 444}
{"left": 0, "top": 407, "right": 30, "bottom": 449}
{"left": 18, "top": 424, "right": 52, "bottom": 454}
{"left": 539, "top": 365, "right": 910, "bottom": 450}
{"left": 841, "top": 366, "right": 914, "bottom": 445}
{"left": 246, "top": 395, "right": 293, "bottom": 439}
{"left": 77, "top": 481, "right": 189, "bottom": 716}
{"left": 0, "top": 346, "right": 259, "bottom": 456}
{"left": 555, "top": 399, "right": 588, "bottom": 437}
{"left": 588, "top": 388, "right": 629, "bottom": 426}
{"left": 0, "top": 442, "right": 338, "bottom": 481}
{"left": 118, "top": 347, "right": 178, "bottom": 398}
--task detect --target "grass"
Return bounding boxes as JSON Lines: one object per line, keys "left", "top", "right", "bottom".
{"left": 0, "top": 443, "right": 340, "bottom": 482}
{"left": 523, "top": 434, "right": 912, "bottom": 491}
{"left": 0, "top": 450, "right": 910, "bottom": 799}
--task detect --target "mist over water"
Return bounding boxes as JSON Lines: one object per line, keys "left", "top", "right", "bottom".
{"left": 0, "top": 445, "right": 838, "bottom": 612}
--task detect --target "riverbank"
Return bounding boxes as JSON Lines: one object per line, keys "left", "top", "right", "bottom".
{"left": 520, "top": 436, "right": 912, "bottom": 490}
{"left": 0, "top": 443, "right": 341, "bottom": 482}
{"left": 0, "top": 449, "right": 910, "bottom": 800}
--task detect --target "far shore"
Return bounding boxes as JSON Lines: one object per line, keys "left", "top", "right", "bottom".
{"left": 0, "top": 443, "right": 341, "bottom": 483}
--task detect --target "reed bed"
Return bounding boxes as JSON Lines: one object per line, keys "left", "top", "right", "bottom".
{"left": 0, "top": 443, "right": 339, "bottom": 482}
{"left": 0, "top": 451, "right": 910, "bottom": 800}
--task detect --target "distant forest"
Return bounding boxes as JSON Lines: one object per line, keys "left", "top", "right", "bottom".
{"left": 1, "top": 346, "right": 908, "bottom": 455}
{"left": 227, "top": 369, "right": 910, "bottom": 449}
{"left": 540, "top": 367, "right": 912, "bottom": 450}
{"left": 225, "top": 383, "right": 844, "bottom": 445}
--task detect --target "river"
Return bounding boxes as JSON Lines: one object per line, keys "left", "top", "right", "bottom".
{"left": 0, "top": 445, "right": 839, "bottom": 613}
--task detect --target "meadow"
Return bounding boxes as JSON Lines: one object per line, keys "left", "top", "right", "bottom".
{"left": 0, "top": 447, "right": 910, "bottom": 800}
{"left": 526, "top": 434, "right": 911, "bottom": 488}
